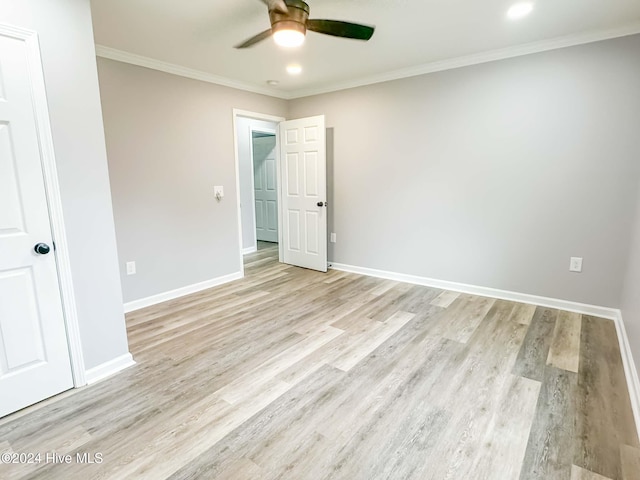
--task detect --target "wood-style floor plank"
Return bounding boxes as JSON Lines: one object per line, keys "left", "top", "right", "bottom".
{"left": 0, "top": 440, "right": 13, "bottom": 454}
{"left": 620, "top": 444, "right": 640, "bottom": 480}
{"left": 0, "top": 242, "right": 637, "bottom": 480}
{"left": 511, "top": 303, "right": 537, "bottom": 325}
{"left": 216, "top": 324, "right": 344, "bottom": 404}
{"left": 167, "top": 364, "right": 347, "bottom": 480}
{"left": 572, "top": 464, "right": 615, "bottom": 480}
{"left": 575, "top": 316, "right": 640, "bottom": 480}
{"left": 424, "top": 300, "right": 533, "bottom": 480}
{"left": 430, "top": 290, "right": 460, "bottom": 308}
{"left": 328, "top": 310, "right": 415, "bottom": 371}
{"left": 427, "top": 293, "right": 496, "bottom": 343}
{"left": 468, "top": 373, "right": 541, "bottom": 479}
{"left": 519, "top": 366, "right": 578, "bottom": 480}
{"left": 513, "top": 307, "right": 558, "bottom": 381}
{"left": 213, "top": 457, "right": 263, "bottom": 480}
{"left": 547, "top": 310, "right": 582, "bottom": 373}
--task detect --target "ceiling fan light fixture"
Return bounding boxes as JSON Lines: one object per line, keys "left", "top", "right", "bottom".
{"left": 235, "top": 0, "right": 375, "bottom": 49}
{"left": 273, "top": 28, "right": 306, "bottom": 47}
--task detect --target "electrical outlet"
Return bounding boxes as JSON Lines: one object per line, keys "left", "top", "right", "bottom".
{"left": 126, "top": 261, "right": 136, "bottom": 275}
{"left": 569, "top": 257, "right": 583, "bottom": 273}
{"left": 330, "top": 232, "right": 337, "bottom": 243}
{"left": 214, "top": 186, "right": 224, "bottom": 201}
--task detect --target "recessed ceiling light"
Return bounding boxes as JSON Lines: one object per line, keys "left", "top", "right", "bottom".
{"left": 266, "top": 80, "right": 279, "bottom": 86}
{"left": 507, "top": 2, "right": 534, "bottom": 20}
{"left": 286, "top": 64, "right": 302, "bottom": 75}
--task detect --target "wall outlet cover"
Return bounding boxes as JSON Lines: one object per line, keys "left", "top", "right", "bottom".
{"left": 126, "top": 261, "right": 136, "bottom": 275}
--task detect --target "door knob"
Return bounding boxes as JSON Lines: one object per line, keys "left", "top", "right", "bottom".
{"left": 317, "top": 202, "right": 327, "bottom": 207}
{"left": 34, "top": 243, "right": 51, "bottom": 255}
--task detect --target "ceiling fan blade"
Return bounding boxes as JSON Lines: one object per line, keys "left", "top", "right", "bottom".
{"left": 235, "top": 29, "right": 273, "bottom": 49}
{"left": 259, "top": 0, "right": 288, "bottom": 14}
{"left": 306, "top": 19, "right": 375, "bottom": 41}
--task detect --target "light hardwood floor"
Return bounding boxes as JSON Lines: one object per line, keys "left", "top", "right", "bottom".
{"left": 1, "top": 242, "right": 639, "bottom": 479}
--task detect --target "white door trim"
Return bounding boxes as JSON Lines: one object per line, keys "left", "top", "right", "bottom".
{"left": 0, "top": 23, "right": 86, "bottom": 387}
{"left": 232, "top": 109, "right": 286, "bottom": 274}
{"left": 249, "top": 126, "right": 277, "bottom": 246}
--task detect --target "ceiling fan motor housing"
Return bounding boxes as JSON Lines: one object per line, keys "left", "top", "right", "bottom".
{"left": 269, "top": 0, "right": 310, "bottom": 36}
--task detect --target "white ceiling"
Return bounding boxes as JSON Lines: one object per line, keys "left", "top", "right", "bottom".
{"left": 90, "top": 0, "right": 640, "bottom": 99}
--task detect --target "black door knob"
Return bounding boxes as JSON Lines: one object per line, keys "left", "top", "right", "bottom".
{"left": 317, "top": 202, "right": 326, "bottom": 207}
{"left": 34, "top": 243, "right": 51, "bottom": 255}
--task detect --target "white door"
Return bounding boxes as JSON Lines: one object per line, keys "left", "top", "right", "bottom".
{"left": 0, "top": 30, "right": 73, "bottom": 418}
{"left": 280, "top": 115, "right": 327, "bottom": 272}
{"left": 253, "top": 135, "right": 278, "bottom": 243}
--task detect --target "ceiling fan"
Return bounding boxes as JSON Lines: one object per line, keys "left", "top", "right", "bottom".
{"left": 235, "top": 0, "right": 375, "bottom": 49}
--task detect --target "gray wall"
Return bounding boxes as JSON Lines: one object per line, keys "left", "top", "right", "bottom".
{"left": 95, "top": 34, "right": 640, "bottom": 370}
{"left": 97, "top": 59, "right": 287, "bottom": 303}
{"left": 236, "top": 117, "right": 278, "bottom": 251}
{"left": 622, "top": 183, "right": 640, "bottom": 374}
{"left": 289, "top": 35, "right": 640, "bottom": 308}
{"left": 2, "top": 0, "right": 130, "bottom": 369}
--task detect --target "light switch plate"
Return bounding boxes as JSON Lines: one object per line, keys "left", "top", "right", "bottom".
{"left": 569, "top": 257, "right": 583, "bottom": 273}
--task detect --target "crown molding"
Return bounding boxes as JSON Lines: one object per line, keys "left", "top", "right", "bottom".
{"left": 96, "top": 22, "right": 640, "bottom": 101}
{"left": 94, "top": 45, "right": 292, "bottom": 99}
{"left": 287, "top": 22, "right": 640, "bottom": 98}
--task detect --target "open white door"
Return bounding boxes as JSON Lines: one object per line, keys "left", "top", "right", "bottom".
{"left": 0, "top": 29, "right": 73, "bottom": 417}
{"left": 279, "top": 115, "right": 327, "bottom": 272}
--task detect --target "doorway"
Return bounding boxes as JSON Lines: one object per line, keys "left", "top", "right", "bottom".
{"left": 233, "top": 110, "right": 285, "bottom": 273}
{"left": 252, "top": 130, "right": 278, "bottom": 244}
{"left": 232, "top": 109, "right": 328, "bottom": 275}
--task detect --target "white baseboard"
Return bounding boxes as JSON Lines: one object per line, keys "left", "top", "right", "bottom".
{"left": 85, "top": 353, "right": 136, "bottom": 385}
{"left": 243, "top": 246, "right": 258, "bottom": 255}
{"left": 330, "top": 262, "right": 618, "bottom": 319}
{"left": 123, "top": 271, "right": 243, "bottom": 313}
{"left": 614, "top": 310, "right": 640, "bottom": 438}
{"left": 331, "top": 261, "right": 640, "bottom": 434}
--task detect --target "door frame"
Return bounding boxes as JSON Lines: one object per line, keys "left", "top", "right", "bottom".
{"left": 249, "top": 126, "right": 277, "bottom": 247}
{"left": 232, "top": 109, "right": 285, "bottom": 276}
{"left": 1, "top": 24, "right": 86, "bottom": 387}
